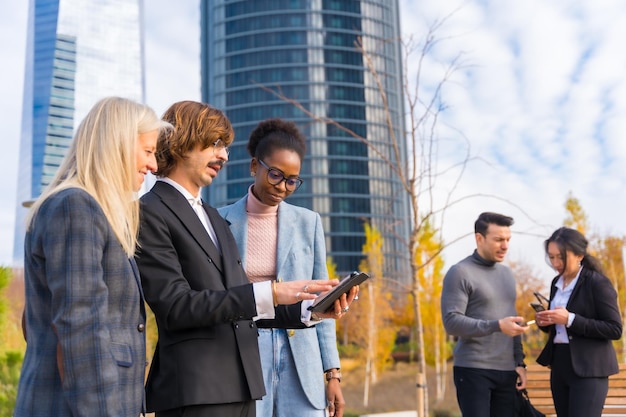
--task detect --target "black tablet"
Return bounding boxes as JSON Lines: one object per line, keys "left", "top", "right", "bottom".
{"left": 307, "top": 271, "right": 370, "bottom": 313}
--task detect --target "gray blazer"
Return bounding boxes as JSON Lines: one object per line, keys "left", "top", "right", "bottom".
{"left": 14, "top": 188, "right": 147, "bottom": 417}
{"left": 219, "top": 194, "right": 341, "bottom": 409}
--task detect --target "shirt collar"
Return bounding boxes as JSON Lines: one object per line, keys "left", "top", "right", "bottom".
{"left": 158, "top": 177, "right": 202, "bottom": 206}
{"left": 556, "top": 266, "right": 583, "bottom": 291}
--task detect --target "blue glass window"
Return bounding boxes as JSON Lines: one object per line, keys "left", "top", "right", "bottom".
{"left": 323, "top": 15, "right": 361, "bottom": 30}
{"left": 330, "top": 159, "right": 368, "bottom": 176}
{"left": 226, "top": 0, "right": 307, "bottom": 17}
{"left": 325, "top": 32, "right": 359, "bottom": 47}
{"left": 325, "top": 68, "right": 364, "bottom": 84}
{"left": 226, "top": 85, "right": 309, "bottom": 106}
{"left": 226, "top": 14, "right": 307, "bottom": 34}
{"left": 323, "top": 0, "right": 361, "bottom": 13}
{"left": 227, "top": 68, "right": 310, "bottom": 86}
{"left": 328, "top": 140, "right": 367, "bottom": 157}
{"left": 228, "top": 49, "right": 308, "bottom": 69}
{"left": 330, "top": 178, "right": 369, "bottom": 194}
{"left": 325, "top": 50, "right": 363, "bottom": 66}
{"left": 332, "top": 197, "right": 371, "bottom": 214}
{"left": 227, "top": 31, "right": 306, "bottom": 52}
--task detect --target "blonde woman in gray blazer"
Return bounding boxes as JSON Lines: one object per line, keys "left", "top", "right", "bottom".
{"left": 15, "top": 97, "right": 169, "bottom": 417}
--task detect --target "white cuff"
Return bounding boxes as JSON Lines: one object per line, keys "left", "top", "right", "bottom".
{"left": 566, "top": 312, "right": 575, "bottom": 328}
{"left": 252, "top": 281, "right": 275, "bottom": 321}
{"left": 301, "top": 300, "right": 322, "bottom": 326}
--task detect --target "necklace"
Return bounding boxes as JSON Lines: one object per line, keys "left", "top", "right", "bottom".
{"left": 562, "top": 266, "right": 582, "bottom": 289}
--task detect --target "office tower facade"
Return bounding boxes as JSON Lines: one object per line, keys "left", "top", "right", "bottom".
{"left": 201, "top": 0, "right": 410, "bottom": 283}
{"left": 13, "top": 0, "right": 145, "bottom": 266}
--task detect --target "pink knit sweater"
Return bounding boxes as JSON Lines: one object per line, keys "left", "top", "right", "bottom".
{"left": 244, "top": 186, "right": 278, "bottom": 283}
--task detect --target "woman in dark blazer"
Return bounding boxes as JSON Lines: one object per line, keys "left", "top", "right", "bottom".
{"left": 535, "top": 227, "right": 622, "bottom": 417}
{"left": 14, "top": 97, "right": 170, "bottom": 417}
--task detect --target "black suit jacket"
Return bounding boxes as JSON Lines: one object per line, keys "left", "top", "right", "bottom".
{"left": 536, "top": 267, "right": 622, "bottom": 377}
{"left": 136, "top": 181, "right": 304, "bottom": 412}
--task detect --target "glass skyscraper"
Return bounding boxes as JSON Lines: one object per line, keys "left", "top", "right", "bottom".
{"left": 13, "top": 0, "right": 145, "bottom": 266}
{"left": 201, "top": 0, "right": 410, "bottom": 283}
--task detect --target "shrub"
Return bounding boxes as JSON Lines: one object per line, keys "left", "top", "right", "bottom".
{"left": 0, "top": 350, "right": 23, "bottom": 416}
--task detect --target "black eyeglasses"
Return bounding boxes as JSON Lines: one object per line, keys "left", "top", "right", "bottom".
{"left": 212, "top": 139, "right": 229, "bottom": 156}
{"left": 257, "top": 159, "right": 303, "bottom": 191}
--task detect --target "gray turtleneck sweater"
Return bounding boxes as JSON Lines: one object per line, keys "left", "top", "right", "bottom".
{"left": 441, "top": 250, "right": 524, "bottom": 370}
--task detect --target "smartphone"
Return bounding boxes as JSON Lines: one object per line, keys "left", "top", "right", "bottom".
{"left": 530, "top": 302, "right": 545, "bottom": 312}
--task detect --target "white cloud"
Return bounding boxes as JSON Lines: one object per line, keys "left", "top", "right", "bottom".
{"left": 0, "top": 2, "right": 27, "bottom": 266}
{"left": 399, "top": 0, "right": 626, "bottom": 283}
{"left": 143, "top": 0, "right": 201, "bottom": 114}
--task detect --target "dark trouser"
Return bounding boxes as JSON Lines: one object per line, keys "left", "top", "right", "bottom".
{"left": 453, "top": 366, "right": 518, "bottom": 417}
{"left": 551, "top": 344, "right": 608, "bottom": 417}
{"left": 156, "top": 401, "right": 255, "bottom": 417}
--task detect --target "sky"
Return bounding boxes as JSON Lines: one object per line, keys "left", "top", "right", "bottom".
{"left": 2, "top": 0, "right": 626, "bottom": 285}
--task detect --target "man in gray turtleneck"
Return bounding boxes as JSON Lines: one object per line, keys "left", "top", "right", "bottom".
{"left": 441, "top": 212, "right": 530, "bottom": 417}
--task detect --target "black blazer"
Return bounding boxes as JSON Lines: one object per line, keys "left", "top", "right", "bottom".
{"left": 136, "top": 181, "right": 304, "bottom": 412}
{"left": 536, "top": 267, "right": 622, "bottom": 377}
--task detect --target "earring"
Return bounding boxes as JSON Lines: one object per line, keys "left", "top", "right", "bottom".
{"left": 251, "top": 172, "right": 256, "bottom": 176}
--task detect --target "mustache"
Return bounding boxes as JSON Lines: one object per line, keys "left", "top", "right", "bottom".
{"left": 208, "top": 160, "right": 226, "bottom": 168}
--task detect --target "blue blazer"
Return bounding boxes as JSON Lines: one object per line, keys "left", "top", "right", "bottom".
{"left": 14, "top": 188, "right": 147, "bottom": 417}
{"left": 536, "top": 267, "right": 622, "bottom": 377}
{"left": 219, "top": 194, "right": 341, "bottom": 409}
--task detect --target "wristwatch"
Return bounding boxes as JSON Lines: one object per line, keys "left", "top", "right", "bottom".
{"left": 325, "top": 369, "right": 342, "bottom": 382}
{"left": 517, "top": 363, "right": 527, "bottom": 368}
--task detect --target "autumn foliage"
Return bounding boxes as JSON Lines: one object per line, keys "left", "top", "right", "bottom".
{"left": 0, "top": 267, "right": 25, "bottom": 415}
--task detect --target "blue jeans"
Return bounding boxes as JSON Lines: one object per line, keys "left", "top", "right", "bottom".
{"left": 256, "top": 328, "right": 325, "bottom": 417}
{"left": 453, "top": 366, "right": 518, "bottom": 417}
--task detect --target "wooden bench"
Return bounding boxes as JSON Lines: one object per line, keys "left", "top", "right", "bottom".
{"left": 526, "top": 363, "right": 626, "bottom": 416}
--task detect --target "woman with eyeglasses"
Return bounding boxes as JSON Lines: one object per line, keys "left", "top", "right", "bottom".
{"left": 535, "top": 227, "right": 622, "bottom": 417}
{"left": 219, "top": 118, "right": 346, "bottom": 417}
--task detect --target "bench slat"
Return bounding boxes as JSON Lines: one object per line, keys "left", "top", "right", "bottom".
{"left": 525, "top": 364, "right": 626, "bottom": 416}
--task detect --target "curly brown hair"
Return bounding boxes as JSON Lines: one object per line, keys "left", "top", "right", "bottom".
{"left": 156, "top": 101, "right": 234, "bottom": 177}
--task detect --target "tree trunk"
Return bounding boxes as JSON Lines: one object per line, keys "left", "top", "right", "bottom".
{"left": 413, "top": 288, "right": 428, "bottom": 417}
{"left": 363, "top": 357, "right": 371, "bottom": 407}
{"left": 435, "top": 328, "right": 444, "bottom": 402}
{"left": 363, "top": 279, "right": 377, "bottom": 406}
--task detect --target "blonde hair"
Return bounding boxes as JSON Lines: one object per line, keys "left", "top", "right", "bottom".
{"left": 27, "top": 96, "right": 171, "bottom": 256}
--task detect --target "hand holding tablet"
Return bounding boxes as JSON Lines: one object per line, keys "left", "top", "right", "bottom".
{"left": 308, "top": 271, "right": 370, "bottom": 313}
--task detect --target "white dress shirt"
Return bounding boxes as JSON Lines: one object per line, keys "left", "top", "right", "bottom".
{"left": 551, "top": 266, "right": 581, "bottom": 344}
